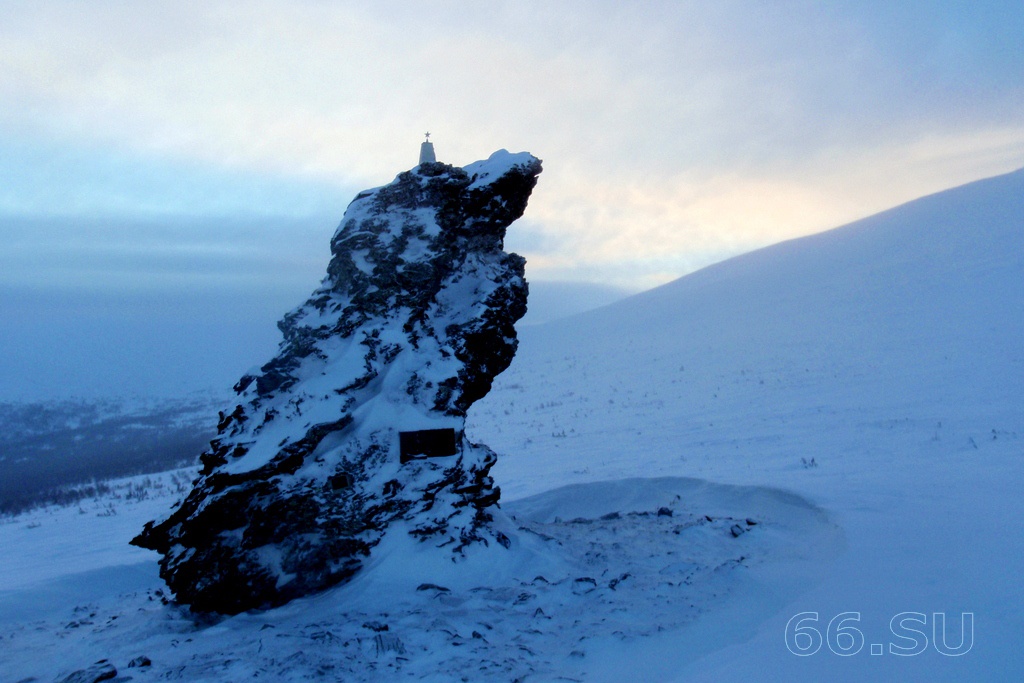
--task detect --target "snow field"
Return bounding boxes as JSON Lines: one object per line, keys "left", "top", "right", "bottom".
{"left": 0, "top": 476, "right": 835, "bottom": 681}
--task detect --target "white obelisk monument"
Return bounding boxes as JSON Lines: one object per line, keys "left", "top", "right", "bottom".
{"left": 419, "top": 132, "right": 436, "bottom": 165}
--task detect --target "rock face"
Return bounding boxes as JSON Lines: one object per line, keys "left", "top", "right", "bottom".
{"left": 132, "top": 150, "right": 542, "bottom": 614}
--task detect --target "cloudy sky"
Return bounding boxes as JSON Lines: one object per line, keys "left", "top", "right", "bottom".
{"left": 2, "top": 1, "right": 1023, "bottom": 398}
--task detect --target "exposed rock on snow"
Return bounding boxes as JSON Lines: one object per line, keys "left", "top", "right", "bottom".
{"left": 56, "top": 659, "right": 117, "bottom": 683}
{"left": 132, "top": 150, "right": 543, "bottom": 614}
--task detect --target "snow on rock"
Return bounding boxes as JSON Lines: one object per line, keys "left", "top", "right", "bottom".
{"left": 131, "top": 151, "right": 543, "bottom": 614}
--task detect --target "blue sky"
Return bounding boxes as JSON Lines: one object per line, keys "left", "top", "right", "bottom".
{"left": 1, "top": 0, "right": 1023, "bottom": 398}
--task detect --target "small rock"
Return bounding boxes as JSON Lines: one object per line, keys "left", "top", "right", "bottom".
{"left": 571, "top": 577, "right": 598, "bottom": 595}
{"left": 730, "top": 523, "right": 746, "bottom": 538}
{"left": 56, "top": 660, "right": 117, "bottom": 683}
{"left": 127, "top": 655, "right": 152, "bottom": 668}
{"left": 599, "top": 511, "right": 621, "bottom": 521}
{"left": 513, "top": 591, "right": 533, "bottom": 605}
{"left": 362, "top": 620, "right": 389, "bottom": 632}
{"left": 745, "top": 518, "right": 758, "bottom": 526}
{"left": 416, "top": 583, "right": 450, "bottom": 593}
{"left": 608, "top": 573, "right": 632, "bottom": 590}
{"left": 656, "top": 507, "right": 673, "bottom": 517}
{"left": 309, "top": 630, "right": 337, "bottom": 642}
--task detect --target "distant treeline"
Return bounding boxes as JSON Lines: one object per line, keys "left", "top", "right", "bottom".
{"left": 0, "top": 398, "right": 218, "bottom": 515}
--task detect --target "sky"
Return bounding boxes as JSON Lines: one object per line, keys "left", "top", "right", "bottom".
{"left": 2, "top": 0, "right": 1023, "bottom": 399}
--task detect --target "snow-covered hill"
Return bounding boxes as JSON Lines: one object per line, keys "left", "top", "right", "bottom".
{"left": 472, "top": 166, "right": 1024, "bottom": 680}
{"left": 480, "top": 167, "right": 1024, "bottom": 494}
{"left": 2, "top": 168, "right": 1022, "bottom": 681}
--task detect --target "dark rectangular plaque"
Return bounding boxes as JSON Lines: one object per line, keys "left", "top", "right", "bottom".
{"left": 399, "top": 428, "right": 458, "bottom": 463}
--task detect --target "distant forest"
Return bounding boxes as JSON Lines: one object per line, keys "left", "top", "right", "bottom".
{"left": 0, "top": 398, "right": 218, "bottom": 515}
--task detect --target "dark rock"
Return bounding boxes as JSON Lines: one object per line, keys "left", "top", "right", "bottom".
{"left": 132, "top": 151, "right": 542, "bottom": 613}
{"left": 608, "top": 572, "right": 632, "bottom": 590}
{"left": 127, "top": 655, "right": 151, "bottom": 668}
{"left": 730, "top": 523, "right": 746, "bottom": 538}
{"left": 656, "top": 507, "right": 673, "bottom": 517}
{"left": 56, "top": 660, "right": 117, "bottom": 683}
{"left": 416, "top": 583, "right": 451, "bottom": 593}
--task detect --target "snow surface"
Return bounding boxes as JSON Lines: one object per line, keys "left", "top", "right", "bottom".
{"left": 463, "top": 150, "right": 538, "bottom": 191}
{"left": 2, "top": 167, "right": 1022, "bottom": 680}
{"left": 0, "top": 472, "right": 837, "bottom": 681}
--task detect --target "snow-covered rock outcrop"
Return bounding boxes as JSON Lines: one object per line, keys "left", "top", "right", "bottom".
{"left": 132, "top": 150, "right": 542, "bottom": 613}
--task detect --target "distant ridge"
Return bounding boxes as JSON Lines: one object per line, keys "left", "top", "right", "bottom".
{"left": 597, "top": 165, "right": 1024, "bottom": 327}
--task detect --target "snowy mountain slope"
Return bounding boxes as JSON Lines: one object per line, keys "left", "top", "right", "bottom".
{"left": 470, "top": 167, "right": 1024, "bottom": 680}
{"left": 486, "top": 165, "right": 1024, "bottom": 450}
{"left": 1, "top": 167, "right": 1021, "bottom": 681}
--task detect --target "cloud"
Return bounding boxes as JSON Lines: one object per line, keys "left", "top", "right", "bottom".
{"left": 0, "top": 137, "right": 352, "bottom": 218}
{"left": 0, "top": 213, "right": 332, "bottom": 295}
{"left": 1, "top": 0, "right": 1022, "bottom": 290}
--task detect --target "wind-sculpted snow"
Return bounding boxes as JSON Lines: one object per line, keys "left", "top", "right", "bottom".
{"left": 0, "top": 477, "right": 837, "bottom": 682}
{"left": 132, "top": 151, "right": 542, "bottom": 613}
